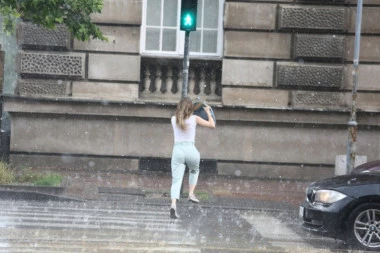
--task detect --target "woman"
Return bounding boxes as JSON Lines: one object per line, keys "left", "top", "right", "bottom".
{"left": 170, "top": 97, "right": 215, "bottom": 219}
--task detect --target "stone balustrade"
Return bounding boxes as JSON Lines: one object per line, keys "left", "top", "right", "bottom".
{"left": 139, "top": 58, "right": 222, "bottom": 102}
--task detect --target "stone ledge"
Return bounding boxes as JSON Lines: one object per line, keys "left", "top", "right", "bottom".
{"left": 3, "top": 95, "right": 380, "bottom": 126}
{"left": 217, "top": 162, "right": 334, "bottom": 181}
{"left": 10, "top": 154, "right": 140, "bottom": 172}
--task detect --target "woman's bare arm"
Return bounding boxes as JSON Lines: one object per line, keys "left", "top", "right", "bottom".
{"left": 195, "top": 105, "right": 215, "bottom": 128}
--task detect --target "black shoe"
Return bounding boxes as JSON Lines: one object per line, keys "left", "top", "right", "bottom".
{"left": 170, "top": 207, "right": 180, "bottom": 219}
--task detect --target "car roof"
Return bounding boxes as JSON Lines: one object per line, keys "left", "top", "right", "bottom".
{"left": 352, "top": 160, "right": 380, "bottom": 174}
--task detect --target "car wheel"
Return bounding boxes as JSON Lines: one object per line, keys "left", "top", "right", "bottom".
{"left": 347, "top": 203, "right": 380, "bottom": 250}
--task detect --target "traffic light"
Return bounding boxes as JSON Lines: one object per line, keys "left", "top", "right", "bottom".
{"left": 180, "top": 0, "right": 198, "bottom": 31}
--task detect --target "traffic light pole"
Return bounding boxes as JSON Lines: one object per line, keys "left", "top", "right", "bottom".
{"left": 181, "top": 31, "right": 190, "bottom": 98}
{"left": 180, "top": 30, "right": 190, "bottom": 197}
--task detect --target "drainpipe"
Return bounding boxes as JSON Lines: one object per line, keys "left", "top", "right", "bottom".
{"left": 346, "top": 0, "right": 363, "bottom": 174}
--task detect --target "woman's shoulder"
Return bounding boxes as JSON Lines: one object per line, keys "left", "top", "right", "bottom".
{"left": 189, "top": 115, "right": 197, "bottom": 123}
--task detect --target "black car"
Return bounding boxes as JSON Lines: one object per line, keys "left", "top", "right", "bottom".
{"left": 300, "top": 160, "right": 380, "bottom": 251}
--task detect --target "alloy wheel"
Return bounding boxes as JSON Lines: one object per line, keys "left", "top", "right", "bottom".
{"left": 354, "top": 208, "right": 380, "bottom": 248}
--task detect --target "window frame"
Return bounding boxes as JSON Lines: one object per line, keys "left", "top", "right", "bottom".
{"left": 140, "top": 0, "right": 224, "bottom": 59}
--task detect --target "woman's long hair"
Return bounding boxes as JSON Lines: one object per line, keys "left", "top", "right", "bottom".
{"left": 175, "top": 97, "right": 194, "bottom": 130}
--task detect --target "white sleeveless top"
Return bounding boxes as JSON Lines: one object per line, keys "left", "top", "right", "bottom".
{"left": 171, "top": 115, "right": 197, "bottom": 143}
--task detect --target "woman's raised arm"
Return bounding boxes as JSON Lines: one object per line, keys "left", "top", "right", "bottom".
{"left": 195, "top": 105, "right": 215, "bottom": 128}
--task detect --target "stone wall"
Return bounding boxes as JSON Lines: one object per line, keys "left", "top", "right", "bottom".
{"left": 223, "top": 1, "right": 380, "bottom": 111}
{"left": 4, "top": 0, "right": 380, "bottom": 180}
{"left": 16, "top": 0, "right": 142, "bottom": 101}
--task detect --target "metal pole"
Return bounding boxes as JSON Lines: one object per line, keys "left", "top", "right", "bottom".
{"left": 180, "top": 30, "right": 191, "bottom": 198}
{"left": 346, "top": 0, "right": 363, "bottom": 174}
{"left": 182, "top": 31, "right": 190, "bottom": 98}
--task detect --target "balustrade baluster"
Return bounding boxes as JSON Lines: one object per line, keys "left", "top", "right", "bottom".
{"left": 209, "top": 68, "right": 217, "bottom": 96}
{"left": 166, "top": 66, "right": 174, "bottom": 94}
{"left": 189, "top": 68, "right": 195, "bottom": 95}
{"left": 142, "top": 66, "right": 151, "bottom": 93}
{"left": 177, "top": 67, "right": 183, "bottom": 96}
{"left": 140, "top": 59, "right": 221, "bottom": 101}
{"left": 154, "top": 66, "right": 162, "bottom": 94}
{"left": 199, "top": 69, "right": 206, "bottom": 96}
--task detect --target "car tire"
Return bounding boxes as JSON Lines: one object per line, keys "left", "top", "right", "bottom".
{"left": 346, "top": 203, "right": 380, "bottom": 251}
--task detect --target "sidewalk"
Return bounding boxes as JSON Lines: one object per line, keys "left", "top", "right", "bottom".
{"left": 59, "top": 169, "right": 310, "bottom": 211}
{"left": 0, "top": 168, "right": 311, "bottom": 211}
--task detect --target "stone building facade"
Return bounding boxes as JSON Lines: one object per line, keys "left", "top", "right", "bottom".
{"left": 3, "top": 0, "right": 380, "bottom": 180}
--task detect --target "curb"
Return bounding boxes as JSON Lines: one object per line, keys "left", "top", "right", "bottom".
{"left": 0, "top": 190, "right": 84, "bottom": 202}
{"left": 0, "top": 184, "right": 300, "bottom": 212}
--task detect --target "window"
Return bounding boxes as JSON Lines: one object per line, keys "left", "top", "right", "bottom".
{"left": 141, "top": 0, "right": 224, "bottom": 57}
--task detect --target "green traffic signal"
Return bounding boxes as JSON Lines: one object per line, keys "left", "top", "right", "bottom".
{"left": 180, "top": 0, "right": 197, "bottom": 31}
{"left": 182, "top": 13, "right": 194, "bottom": 28}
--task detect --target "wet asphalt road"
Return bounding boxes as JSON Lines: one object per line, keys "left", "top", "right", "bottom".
{"left": 0, "top": 199, "right": 359, "bottom": 253}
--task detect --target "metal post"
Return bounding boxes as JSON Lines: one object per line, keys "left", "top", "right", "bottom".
{"left": 180, "top": 31, "right": 191, "bottom": 198}
{"left": 182, "top": 31, "right": 190, "bottom": 98}
{"left": 346, "top": 0, "right": 363, "bottom": 174}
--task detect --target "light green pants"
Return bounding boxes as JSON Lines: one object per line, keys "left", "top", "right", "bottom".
{"left": 171, "top": 141, "right": 200, "bottom": 200}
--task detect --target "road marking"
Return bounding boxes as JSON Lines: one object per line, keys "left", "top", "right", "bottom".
{"left": 242, "top": 211, "right": 335, "bottom": 253}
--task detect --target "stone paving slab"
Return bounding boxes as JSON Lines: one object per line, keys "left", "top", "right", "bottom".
{"left": 0, "top": 169, "right": 311, "bottom": 211}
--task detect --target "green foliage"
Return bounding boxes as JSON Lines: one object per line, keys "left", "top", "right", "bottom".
{"left": 0, "top": 164, "right": 63, "bottom": 187}
{"left": 0, "top": 0, "right": 108, "bottom": 41}
{"left": 33, "top": 173, "right": 62, "bottom": 186}
{"left": 15, "top": 168, "right": 63, "bottom": 186}
{"left": 0, "top": 161, "right": 15, "bottom": 184}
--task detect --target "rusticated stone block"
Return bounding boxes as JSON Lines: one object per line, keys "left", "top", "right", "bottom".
{"left": 222, "top": 59, "right": 274, "bottom": 87}
{"left": 17, "top": 79, "right": 70, "bottom": 97}
{"left": 17, "top": 23, "right": 71, "bottom": 50}
{"left": 72, "top": 82, "right": 138, "bottom": 101}
{"left": 276, "top": 63, "right": 343, "bottom": 89}
{"left": 224, "top": 3, "right": 276, "bottom": 30}
{"left": 74, "top": 26, "right": 140, "bottom": 53}
{"left": 223, "top": 87, "right": 289, "bottom": 108}
{"left": 294, "top": 34, "right": 345, "bottom": 60}
{"left": 278, "top": 6, "right": 348, "bottom": 31}
{"left": 19, "top": 52, "right": 85, "bottom": 79}
{"left": 292, "top": 91, "right": 346, "bottom": 109}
